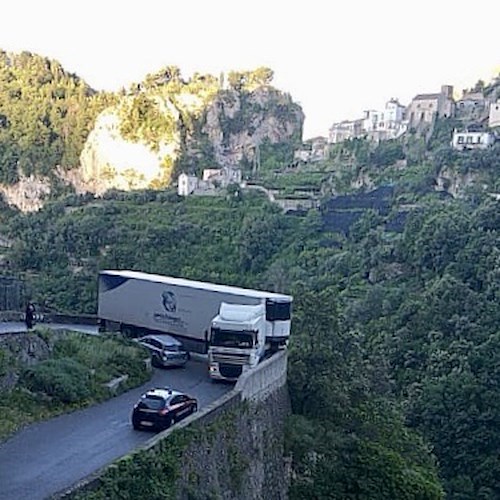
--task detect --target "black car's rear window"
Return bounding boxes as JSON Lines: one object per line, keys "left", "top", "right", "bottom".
{"left": 139, "top": 395, "right": 166, "bottom": 410}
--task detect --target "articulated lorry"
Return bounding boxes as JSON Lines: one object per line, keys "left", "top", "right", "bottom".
{"left": 97, "top": 270, "right": 292, "bottom": 381}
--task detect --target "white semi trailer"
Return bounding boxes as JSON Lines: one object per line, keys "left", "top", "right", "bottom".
{"left": 97, "top": 270, "right": 292, "bottom": 379}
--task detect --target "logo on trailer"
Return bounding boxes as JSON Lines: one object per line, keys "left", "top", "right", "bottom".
{"left": 162, "top": 290, "right": 177, "bottom": 312}
{"left": 153, "top": 289, "right": 186, "bottom": 331}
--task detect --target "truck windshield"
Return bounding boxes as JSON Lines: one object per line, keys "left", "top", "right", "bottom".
{"left": 210, "top": 329, "right": 254, "bottom": 348}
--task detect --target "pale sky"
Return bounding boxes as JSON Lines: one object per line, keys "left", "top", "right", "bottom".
{"left": 1, "top": 0, "right": 499, "bottom": 139}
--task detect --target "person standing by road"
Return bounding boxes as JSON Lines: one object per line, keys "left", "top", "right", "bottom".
{"left": 25, "top": 302, "right": 35, "bottom": 330}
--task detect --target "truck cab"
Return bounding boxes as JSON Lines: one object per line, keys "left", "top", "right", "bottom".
{"left": 208, "top": 302, "right": 266, "bottom": 381}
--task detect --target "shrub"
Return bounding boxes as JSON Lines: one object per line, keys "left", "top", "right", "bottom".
{"left": 21, "top": 357, "right": 92, "bottom": 404}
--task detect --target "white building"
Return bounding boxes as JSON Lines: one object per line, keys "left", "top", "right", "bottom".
{"left": 451, "top": 130, "right": 496, "bottom": 151}
{"left": 178, "top": 173, "right": 198, "bottom": 196}
{"left": 178, "top": 167, "right": 242, "bottom": 196}
{"left": 363, "top": 99, "right": 407, "bottom": 141}
{"left": 363, "top": 110, "right": 382, "bottom": 133}
{"left": 329, "top": 99, "right": 407, "bottom": 144}
{"left": 328, "top": 119, "right": 364, "bottom": 144}
{"left": 295, "top": 137, "right": 329, "bottom": 162}
{"left": 385, "top": 98, "right": 406, "bottom": 123}
{"left": 294, "top": 149, "right": 311, "bottom": 162}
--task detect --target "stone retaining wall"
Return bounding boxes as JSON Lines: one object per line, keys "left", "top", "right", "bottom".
{"left": 236, "top": 349, "right": 288, "bottom": 402}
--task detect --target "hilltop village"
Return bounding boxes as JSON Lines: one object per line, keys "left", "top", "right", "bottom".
{"left": 179, "top": 79, "right": 500, "bottom": 197}
{"left": 326, "top": 83, "right": 500, "bottom": 147}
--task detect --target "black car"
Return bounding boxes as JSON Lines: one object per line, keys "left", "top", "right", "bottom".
{"left": 136, "top": 334, "right": 190, "bottom": 368}
{"left": 131, "top": 387, "right": 198, "bottom": 431}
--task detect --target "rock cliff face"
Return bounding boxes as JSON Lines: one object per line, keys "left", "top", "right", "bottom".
{"left": 0, "top": 168, "right": 90, "bottom": 212}
{"left": 203, "top": 87, "right": 304, "bottom": 169}
{"left": 0, "top": 175, "right": 51, "bottom": 212}
{"left": 79, "top": 107, "right": 180, "bottom": 195}
{"left": 78, "top": 82, "right": 304, "bottom": 194}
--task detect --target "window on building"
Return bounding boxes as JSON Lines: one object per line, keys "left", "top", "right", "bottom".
{"left": 458, "top": 136, "right": 464, "bottom": 144}
{"left": 466, "top": 136, "right": 473, "bottom": 144}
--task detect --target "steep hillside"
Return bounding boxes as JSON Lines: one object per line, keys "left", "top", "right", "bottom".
{"left": 80, "top": 67, "right": 304, "bottom": 194}
{"left": 0, "top": 56, "right": 303, "bottom": 207}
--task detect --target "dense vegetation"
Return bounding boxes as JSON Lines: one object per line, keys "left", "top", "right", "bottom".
{"left": 0, "top": 54, "right": 499, "bottom": 498}
{"left": 0, "top": 51, "right": 115, "bottom": 185}
{"left": 4, "top": 174, "right": 499, "bottom": 497}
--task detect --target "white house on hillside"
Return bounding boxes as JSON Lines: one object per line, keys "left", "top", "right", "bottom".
{"left": 294, "top": 137, "right": 329, "bottom": 163}
{"left": 328, "top": 98, "right": 407, "bottom": 144}
{"left": 451, "top": 130, "right": 496, "bottom": 151}
{"left": 328, "top": 119, "right": 364, "bottom": 144}
{"left": 178, "top": 167, "right": 242, "bottom": 196}
{"left": 178, "top": 173, "right": 198, "bottom": 196}
{"left": 363, "top": 99, "right": 407, "bottom": 141}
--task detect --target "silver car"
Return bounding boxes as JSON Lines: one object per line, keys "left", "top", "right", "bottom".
{"left": 137, "top": 334, "right": 190, "bottom": 368}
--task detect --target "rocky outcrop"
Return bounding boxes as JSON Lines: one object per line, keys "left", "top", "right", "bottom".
{"left": 78, "top": 83, "right": 304, "bottom": 193}
{"left": 0, "top": 332, "right": 51, "bottom": 390}
{"left": 0, "top": 175, "right": 51, "bottom": 212}
{"left": 79, "top": 107, "right": 180, "bottom": 195}
{"left": 203, "top": 87, "right": 304, "bottom": 169}
{"left": 0, "top": 167, "right": 93, "bottom": 212}
{"left": 436, "top": 167, "right": 477, "bottom": 197}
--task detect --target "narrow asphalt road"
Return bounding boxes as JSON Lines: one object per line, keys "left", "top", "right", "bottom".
{"left": 0, "top": 355, "right": 232, "bottom": 500}
{"left": 0, "top": 321, "right": 98, "bottom": 336}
